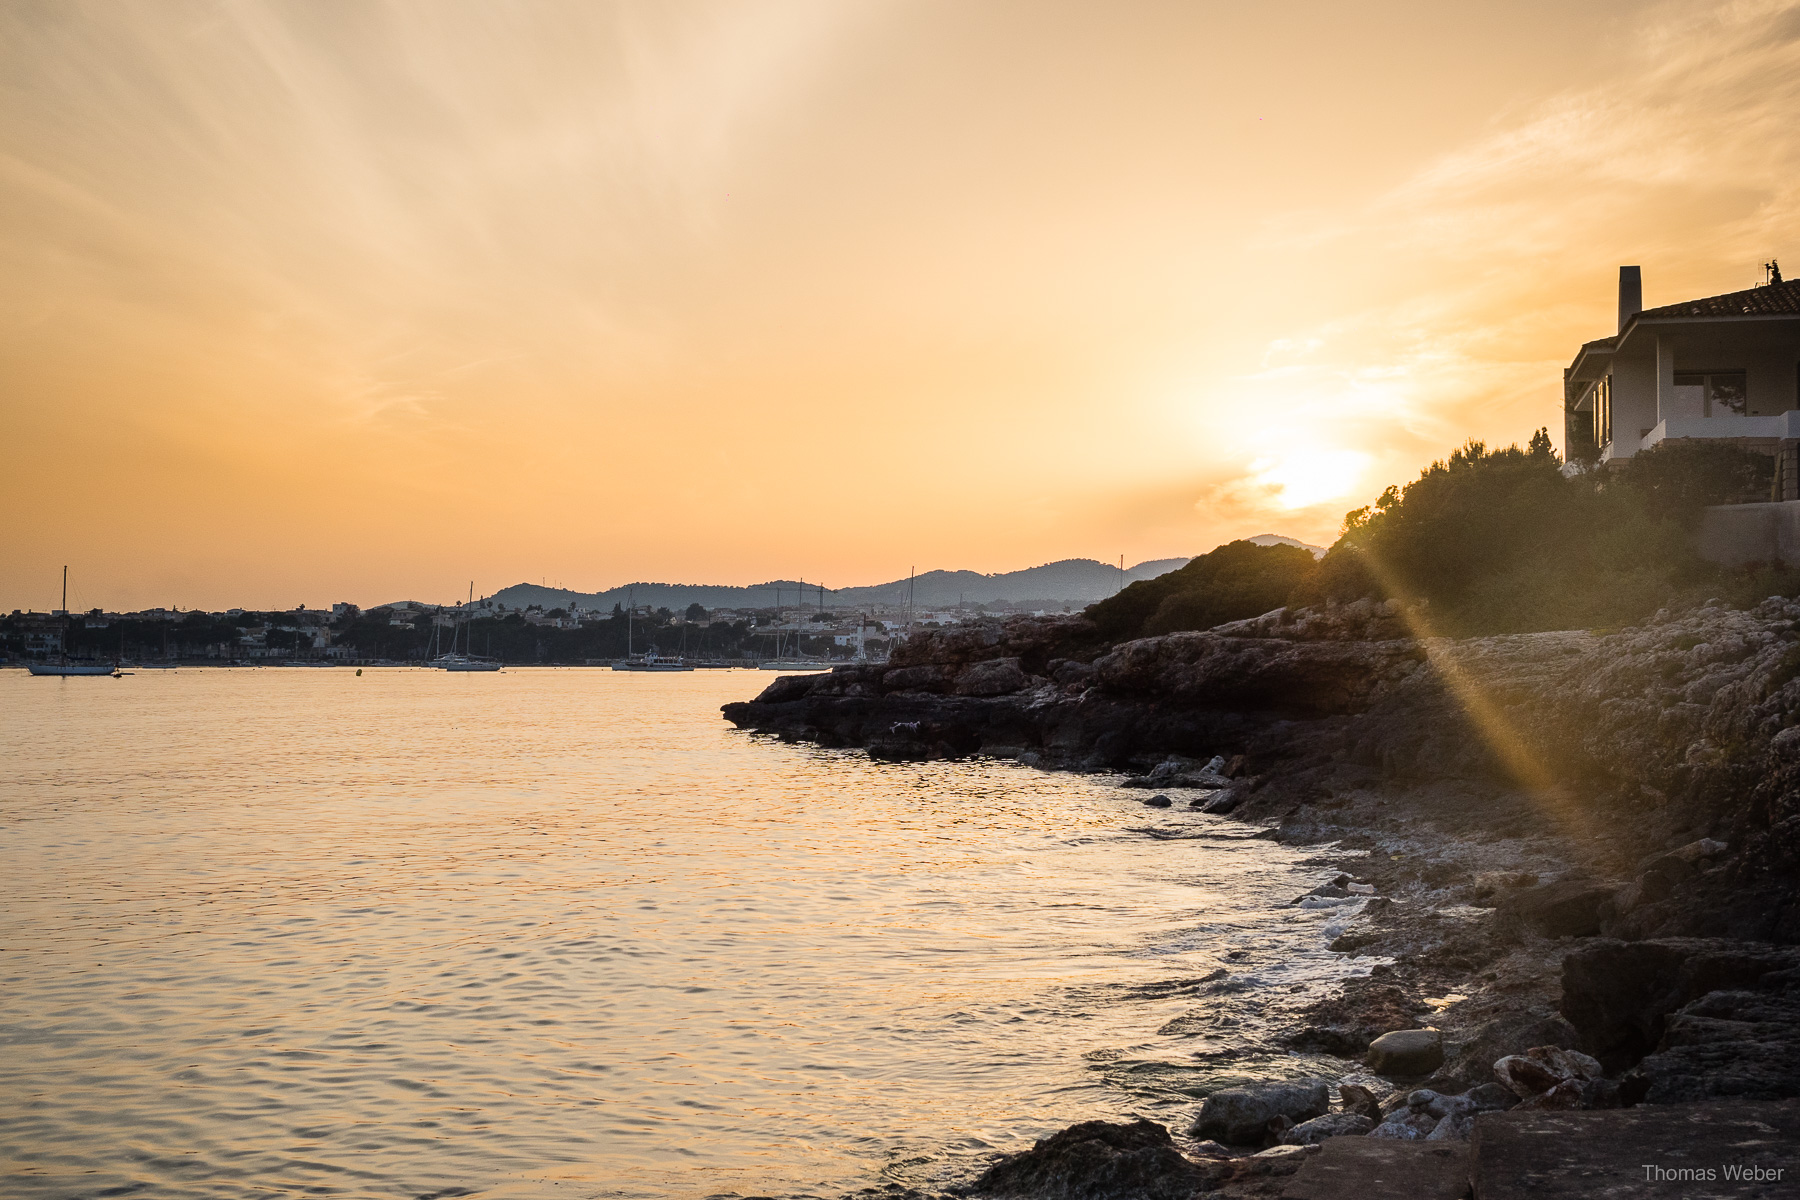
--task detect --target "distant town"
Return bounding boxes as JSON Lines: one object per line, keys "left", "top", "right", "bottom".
{"left": 0, "top": 592, "right": 1066, "bottom": 667}
{"left": 3, "top": 541, "right": 1333, "bottom": 668}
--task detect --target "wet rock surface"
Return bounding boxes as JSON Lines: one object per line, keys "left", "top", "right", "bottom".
{"left": 1191, "top": 1080, "right": 1330, "bottom": 1145}
{"left": 1365, "top": 1028, "right": 1444, "bottom": 1077}
{"left": 965, "top": 1119, "right": 1213, "bottom": 1200}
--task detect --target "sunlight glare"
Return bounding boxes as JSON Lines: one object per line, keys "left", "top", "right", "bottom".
{"left": 1246, "top": 448, "right": 1372, "bottom": 510}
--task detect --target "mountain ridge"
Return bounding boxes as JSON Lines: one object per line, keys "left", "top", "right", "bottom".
{"left": 438, "top": 535, "right": 1325, "bottom": 614}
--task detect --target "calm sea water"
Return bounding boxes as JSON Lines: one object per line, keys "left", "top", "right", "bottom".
{"left": 0, "top": 668, "right": 1364, "bottom": 1199}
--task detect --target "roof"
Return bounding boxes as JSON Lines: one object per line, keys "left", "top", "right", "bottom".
{"left": 1636, "top": 277, "right": 1800, "bottom": 320}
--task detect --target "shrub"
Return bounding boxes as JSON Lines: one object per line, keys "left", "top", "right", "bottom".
{"left": 1086, "top": 540, "right": 1319, "bottom": 641}
{"left": 1299, "top": 432, "right": 1782, "bottom": 635}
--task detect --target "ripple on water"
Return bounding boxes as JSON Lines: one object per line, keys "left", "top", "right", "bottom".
{"left": 0, "top": 668, "right": 1367, "bottom": 1198}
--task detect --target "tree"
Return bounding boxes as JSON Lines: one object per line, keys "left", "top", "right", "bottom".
{"left": 685, "top": 603, "right": 708, "bottom": 622}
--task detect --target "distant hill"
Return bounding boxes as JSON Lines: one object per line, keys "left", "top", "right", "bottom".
{"left": 464, "top": 535, "right": 1323, "bottom": 614}
{"left": 1246, "top": 533, "right": 1328, "bottom": 558}
{"left": 482, "top": 557, "right": 1189, "bottom": 614}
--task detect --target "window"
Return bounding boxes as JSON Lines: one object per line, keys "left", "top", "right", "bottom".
{"left": 1675, "top": 370, "right": 1747, "bottom": 417}
{"left": 1593, "top": 373, "right": 1612, "bottom": 448}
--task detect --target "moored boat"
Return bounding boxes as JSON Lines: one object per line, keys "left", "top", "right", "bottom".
{"left": 613, "top": 654, "right": 694, "bottom": 672}
{"left": 28, "top": 661, "right": 117, "bottom": 676}
{"left": 29, "top": 567, "right": 117, "bottom": 677}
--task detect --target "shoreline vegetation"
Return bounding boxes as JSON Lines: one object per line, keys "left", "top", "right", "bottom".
{"left": 723, "top": 435, "right": 1800, "bottom": 1198}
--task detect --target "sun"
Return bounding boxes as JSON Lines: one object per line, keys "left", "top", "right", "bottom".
{"left": 1247, "top": 448, "right": 1372, "bottom": 510}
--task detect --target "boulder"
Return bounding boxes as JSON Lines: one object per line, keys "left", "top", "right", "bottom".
{"left": 1337, "top": 1083, "right": 1383, "bottom": 1121}
{"left": 1492, "top": 1046, "right": 1601, "bottom": 1100}
{"left": 1367, "top": 1110, "right": 1437, "bottom": 1140}
{"left": 1425, "top": 1112, "right": 1474, "bottom": 1141}
{"left": 1280, "top": 1113, "right": 1373, "bottom": 1145}
{"left": 1500, "top": 878, "right": 1616, "bottom": 938}
{"left": 968, "top": 1118, "right": 1211, "bottom": 1200}
{"left": 1559, "top": 938, "right": 1800, "bottom": 1070}
{"left": 1143, "top": 795, "right": 1172, "bottom": 808}
{"left": 1366, "top": 1029, "right": 1444, "bottom": 1076}
{"left": 1191, "top": 1079, "right": 1330, "bottom": 1145}
{"left": 1439, "top": 1013, "right": 1580, "bottom": 1086}
{"left": 954, "top": 657, "right": 1029, "bottom": 697}
{"left": 1197, "top": 789, "right": 1241, "bottom": 814}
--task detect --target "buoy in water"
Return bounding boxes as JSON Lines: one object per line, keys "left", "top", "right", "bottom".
{"left": 355, "top": 668, "right": 363, "bottom": 676}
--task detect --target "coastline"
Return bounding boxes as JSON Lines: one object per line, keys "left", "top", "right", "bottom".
{"left": 723, "top": 599, "right": 1800, "bottom": 1194}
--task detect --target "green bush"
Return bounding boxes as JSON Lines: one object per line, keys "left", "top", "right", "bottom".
{"left": 1086, "top": 540, "right": 1319, "bottom": 641}
{"left": 1299, "top": 431, "right": 1788, "bottom": 635}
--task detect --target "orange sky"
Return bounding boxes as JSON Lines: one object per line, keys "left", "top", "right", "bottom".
{"left": 4, "top": 0, "right": 1798, "bottom": 612}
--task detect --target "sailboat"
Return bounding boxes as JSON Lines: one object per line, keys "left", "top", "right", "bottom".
{"left": 759, "top": 579, "right": 832, "bottom": 670}
{"left": 28, "top": 567, "right": 117, "bottom": 676}
{"left": 432, "top": 583, "right": 502, "bottom": 671}
{"left": 612, "top": 592, "right": 693, "bottom": 670}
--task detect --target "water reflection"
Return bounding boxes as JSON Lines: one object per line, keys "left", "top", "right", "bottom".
{"left": 0, "top": 668, "right": 1358, "bottom": 1198}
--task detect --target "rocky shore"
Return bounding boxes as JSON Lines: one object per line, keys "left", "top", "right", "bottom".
{"left": 725, "top": 598, "right": 1800, "bottom": 1197}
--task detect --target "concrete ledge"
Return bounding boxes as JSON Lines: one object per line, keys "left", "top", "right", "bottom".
{"left": 1697, "top": 501, "right": 1800, "bottom": 567}
{"left": 1280, "top": 1137, "right": 1471, "bottom": 1200}
{"left": 1471, "top": 1100, "right": 1800, "bottom": 1199}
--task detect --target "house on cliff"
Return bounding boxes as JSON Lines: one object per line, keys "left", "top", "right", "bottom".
{"left": 1565, "top": 263, "right": 1800, "bottom": 493}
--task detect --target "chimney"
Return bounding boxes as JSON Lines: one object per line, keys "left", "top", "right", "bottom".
{"left": 1618, "top": 265, "right": 1642, "bottom": 333}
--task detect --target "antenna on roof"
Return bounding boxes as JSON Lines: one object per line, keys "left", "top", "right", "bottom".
{"left": 1767, "top": 259, "right": 1784, "bottom": 286}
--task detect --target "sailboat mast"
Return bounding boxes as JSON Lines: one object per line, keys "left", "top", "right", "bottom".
{"left": 61, "top": 565, "right": 68, "bottom": 663}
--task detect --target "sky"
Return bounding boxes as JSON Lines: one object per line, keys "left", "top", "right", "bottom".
{"left": 4, "top": 0, "right": 1799, "bottom": 612}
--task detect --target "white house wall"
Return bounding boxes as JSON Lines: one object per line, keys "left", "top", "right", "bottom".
{"left": 1606, "top": 353, "right": 1659, "bottom": 460}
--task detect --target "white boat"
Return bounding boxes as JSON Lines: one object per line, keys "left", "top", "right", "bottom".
{"left": 29, "top": 661, "right": 116, "bottom": 676}
{"left": 613, "top": 654, "right": 693, "bottom": 672}
{"left": 610, "top": 591, "right": 690, "bottom": 670}
{"left": 28, "top": 567, "right": 116, "bottom": 677}
{"left": 434, "top": 653, "right": 502, "bottom": 672}
{"left": 429, "top": 582, "right": 502, "bottom": 670}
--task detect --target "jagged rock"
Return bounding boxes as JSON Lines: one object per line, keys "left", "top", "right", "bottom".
{"left": 1191, "top": 1079, "right": 1330, "bottom": 1145}
{"left": 1559, "top": 938, "right": 1800, "bottom": 1071}
{"left": 1466, "top": 1082, "right": 1515, "bottom": 1111}
{"left": 1625, "top": 983, "right": 1800, "bottom": 1104}
{"left": 968, "top": 1119, "right": 1210, "bottom": 1200}
{"left": 1439, "top": 1013, "right": 1580, "bottom": 1087}
{"left": 1493, "top": 1046, "right": 1602, "bottom": 1100}
{"left": 1338, "top": 1083, "right": 1383, "bottom": 1121}
{"left": 1425, "top": 1112, "right": 1474, "bottom": 1141}
{"left": 955, "top": 657, "right": 1029, "bottom": 697}
{"left": 1197, "top": 789, "right": 1241, "bottom": 814}
{"left": 752, "top": 673, "right": 818, "bottom": 704}
{"left": 1500, "top": 878, "right": 1616, "bottom": 938}
{"left": 882, "top": 664, "right": 954, "bottom": 693}
{"left": 1281, "top": 1112, "right": 1373, "bottom": 1144}
{"left": 1366, "top": 1029, "right": 1444, "bottom": 1076}
{"left": 1290, "top": 982, "right": 1421, "bottom": 1055}
{"left": 1368, "top": 1110, "right": 1437, "bottom": 1140}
